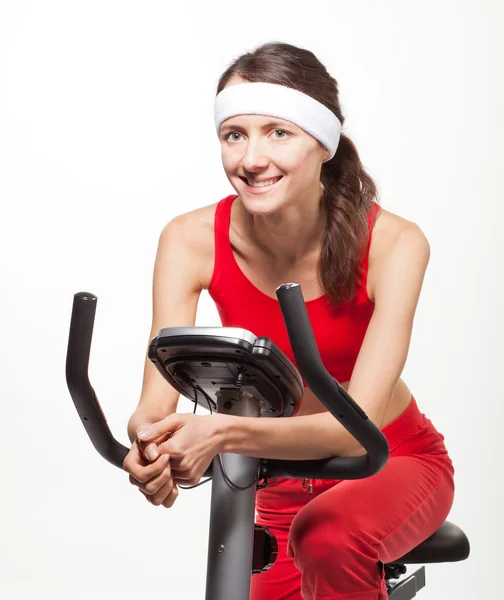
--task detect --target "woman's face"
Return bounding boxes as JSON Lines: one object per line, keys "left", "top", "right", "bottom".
{"left": 219, "top": 76, "right": 328, "bottom": 214}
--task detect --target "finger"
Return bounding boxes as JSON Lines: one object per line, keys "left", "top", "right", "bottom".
{"left": 123, "top": 437, "right": 165, "bottom": 469}
{"left": 127, "top": 453, "right": 170, "bottom": 484}
{"left": 122, "top": 439, "right": 146, "bottom": 471}
{"left": 162, "top": 481, "right": 179, "bottom": 509}
{"left": 124, "top": 443, "right": 158, "bottom": 479}
{"left": 139, "top": 442, "right": 159, "bottom": 462}
{"left": 137, "top": 431, "right": 172, "bottom": 462}
{"left": 156, "top": 438, "right": 178, "bottom": 459}
{"left": 130, "top": 468, "right": 172, "bottom": 496}
{"left": 147, "top": 477, "right": 176, "bottom": 507}
{"left": 136, "top": 416, "right": 178, "bottom": 442}
{"left": 128, "top": 453, "right": 170, "bottom": 486}
{"left": 131, "top": 458, "right": 172, "bottom": 496}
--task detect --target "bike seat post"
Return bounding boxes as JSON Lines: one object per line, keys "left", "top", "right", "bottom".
{"left": 205, "top": 389, "right": 261, "bottom": 600}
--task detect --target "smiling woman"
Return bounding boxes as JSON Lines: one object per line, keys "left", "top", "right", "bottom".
{"left": 123, "top": 41, "right": 457, "bottom": 600}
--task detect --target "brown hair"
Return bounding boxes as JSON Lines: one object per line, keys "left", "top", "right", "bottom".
{"left": 216, "top": 42, "right": 380, "bottom": 305}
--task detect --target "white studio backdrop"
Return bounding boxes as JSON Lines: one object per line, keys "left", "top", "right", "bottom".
{"left": 1, "top": 1, "right": 502, "bottom": 598}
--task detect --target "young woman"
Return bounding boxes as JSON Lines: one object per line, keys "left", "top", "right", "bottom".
{"left": 123, "top": 42, "right": 455, "bottom": 600}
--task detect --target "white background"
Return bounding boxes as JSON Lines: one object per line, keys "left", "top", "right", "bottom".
{"left": 1, "top": 1, "right": 502, "bottom": 598}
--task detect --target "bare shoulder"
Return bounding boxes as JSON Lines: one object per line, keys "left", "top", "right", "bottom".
{"left": 159, "top": 201, "right": 218, "bottom": 290}
{"left": 372, "top": 205, "right": 428, "bottom": 249}
{"left": 368, "top": 205, "right": 430, "bottom": 300}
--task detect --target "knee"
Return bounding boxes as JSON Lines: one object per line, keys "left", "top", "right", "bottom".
{"left": 287, "top": 504, "right": 377, "bottom": 566}
{"left": 287, "top": 504, "right": 344, "bottom": 563}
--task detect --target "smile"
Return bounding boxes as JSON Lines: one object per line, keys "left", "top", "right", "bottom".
{"left": 240, "top": 176, "right": 283, "bottom": 193}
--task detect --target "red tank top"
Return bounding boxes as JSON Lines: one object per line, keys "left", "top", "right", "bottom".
{"left": 208, "top": 195, "right": 379, "bottom": 385}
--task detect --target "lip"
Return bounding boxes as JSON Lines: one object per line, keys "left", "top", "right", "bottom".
{"left": 240, "top": 176, "right": 284, "bottom": 194}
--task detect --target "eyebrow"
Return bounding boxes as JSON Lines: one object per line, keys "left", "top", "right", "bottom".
{"left": 220, "top": 120, "right": 291, "bottom": 134}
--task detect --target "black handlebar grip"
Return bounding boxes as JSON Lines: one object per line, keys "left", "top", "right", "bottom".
{"left": 275, "top": 283, "right": 389, "bottom": 478}
{"left": 66, "top": 292, "right": 129, "bottom": 469}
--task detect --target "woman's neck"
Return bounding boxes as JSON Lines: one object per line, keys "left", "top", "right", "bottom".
{"left": 239, "top": 190, "right": 326, "bottom": 267}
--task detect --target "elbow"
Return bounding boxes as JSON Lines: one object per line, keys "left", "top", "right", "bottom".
{"left": 344, "top": 445, "right": 368, "bottom": 458}
{"left": 331, "top": 437, "right": 367, "bottom": 458}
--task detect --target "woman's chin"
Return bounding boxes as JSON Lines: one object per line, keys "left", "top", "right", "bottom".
{"left": 239, "top": 195, "right": 283, "bottom": 215}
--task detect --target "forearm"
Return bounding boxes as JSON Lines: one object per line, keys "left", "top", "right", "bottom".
{"left": 218, "top": 412, "right": 366, "bottom": 460}
{"left": 128, "top": 353, "right": 181, "bottom": 442}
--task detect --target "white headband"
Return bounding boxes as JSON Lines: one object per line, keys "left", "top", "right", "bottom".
{"left": 214, "top": 82, "right": 342, "bottom": 162}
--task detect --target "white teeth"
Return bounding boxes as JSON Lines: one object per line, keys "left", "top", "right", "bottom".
{"left": 248, "top": 177, "right": 281, "bottom": 187}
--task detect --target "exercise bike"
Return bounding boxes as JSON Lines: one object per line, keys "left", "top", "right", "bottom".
{"left": 66, "top": 283, "right": 470, "bottom": 599}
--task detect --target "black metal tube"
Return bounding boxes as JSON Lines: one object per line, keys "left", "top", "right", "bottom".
{"left": 65, "top": 292, "right": 129, "bottom": 469}
{"left": 275, "top": 283, "right": 390, "bottom": 478}
{"left": 205, "top": 393, "right": 261, "bottom": 600}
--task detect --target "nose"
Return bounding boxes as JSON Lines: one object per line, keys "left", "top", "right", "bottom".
{"left": 241, "top": 138, "right": 269, "bottom": 172}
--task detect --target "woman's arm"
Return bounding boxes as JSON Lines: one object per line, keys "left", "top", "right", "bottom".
{"left": 127, "top": 214, "right": 205, "bottom": 442}
{"left": 215, "top": 222, "right": 431, "bottom": 459}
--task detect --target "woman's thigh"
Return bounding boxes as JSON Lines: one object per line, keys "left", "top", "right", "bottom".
{"left": 251, "top": 398, "right": 455, "bottom": 598}
{"left": 288, "top": 453, "right": 455, "bottom": 566}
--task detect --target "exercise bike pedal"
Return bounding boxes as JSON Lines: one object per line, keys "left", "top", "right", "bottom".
{"left": 252, "top": 524, "right": 278, "bottom": 574}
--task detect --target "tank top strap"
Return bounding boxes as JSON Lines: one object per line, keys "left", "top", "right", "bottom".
{"left": 361, "top": 201, "right": 380, "bottom": 273}
{"left": 208, "top": 194, "right": 239, "bottom": 295}
{"left": 214, "top": 194, "right": 234, "bottom": 241}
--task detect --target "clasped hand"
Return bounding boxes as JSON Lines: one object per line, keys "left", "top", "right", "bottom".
{"left": 138, "top": 412, "right": 224, "bottom": 483}
{"left": 123, "top": 413, "right": 225, "bottom": 508}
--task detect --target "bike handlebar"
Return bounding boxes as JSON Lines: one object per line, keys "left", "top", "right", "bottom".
{"left": 65, "top": 285, "right": 389, "bottom": 479}
{"left": 65, "top": 292, "right": 128, "bottom": 469}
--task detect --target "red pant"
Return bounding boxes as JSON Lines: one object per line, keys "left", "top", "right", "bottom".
{"left": 251, "top": 396, "right": 455, "bottom": 600}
